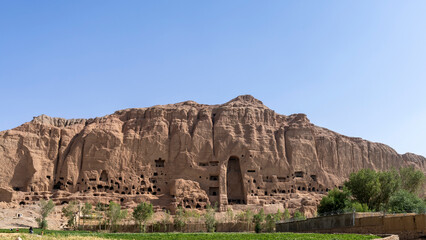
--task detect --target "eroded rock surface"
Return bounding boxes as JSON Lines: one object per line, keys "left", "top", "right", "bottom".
{"left": 0, "top": 95, "right": 424, "bottom": 214}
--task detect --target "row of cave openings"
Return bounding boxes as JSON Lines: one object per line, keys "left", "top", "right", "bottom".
{"left": 51, "top": 158, "right": 167, "bottom": 196}
{"left": 217, "top": 156, "right": 338, "bottom": 205}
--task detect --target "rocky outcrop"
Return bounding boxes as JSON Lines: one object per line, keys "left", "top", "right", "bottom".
{"left": 0, "top": 95, "right": 424, "bottom": 214}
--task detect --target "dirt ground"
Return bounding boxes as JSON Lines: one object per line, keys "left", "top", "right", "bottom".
{"left": 0, "top": 202, "right": 66, "bottom": 230}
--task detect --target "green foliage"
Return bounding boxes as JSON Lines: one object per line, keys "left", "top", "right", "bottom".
{"left": 265, "top": 214, "right": 275, "bottom": 232}
{"left": 375, "top": 169, "right": 400, "bottom": 210}
{"left": 226, "top": 207, "right": 234, "bottom": 222}
{"left": 204, "top": 204, "right": 217, "bottom": 232}
{"left": 388, "top": 190, "right": 426, "bottom": 213}
{"left": 237, "top": 209, "right": 254, "bottom": 222}
{"left": 81, "top": 202, "right": 93, "bottom": 229}
{"left": 272, "top": 209, "right": 283, "bottom": 221}
{"left": 344, "top": 168, "right": 401, "bottom": 211}
{"left": 399, "top": 166, "right": 425, "bottom": 194}
{"left": 253, "top": 209, "right": 265, "bottom": 233}
{"left": 106, "top": 201, "right": 127, "bottom": 232}
{"left": 317, "top": 188, "right": 352, "bottom": 214}
{"left": 133, "top": 202, "right": 154, "bottom": 232}
{"left": 62, "top": 201, "right": 79, "bottom": 229}
{"left": 183, "top": 209, "right": 202, "bottom": 223}
{"left": 36, "top": 199, "right": 55, "bottom": 229}
{"left": 173, "top": 207, "right": 186, "bottom": 231}
{"left": 322, "top": 167, "right": 424, "bottom": 213}
{"left": 351, "top": 202, "right": 370, "bottom": 212}
{"left": 82, "top": 202, "right": 92, "bottom": 217}
{"left": 293, "top": 210, "right": 306, "bottom": 221}
{"left": 344, "top": 169, "right": 381, "bottom": 210}
{"left": 95, "top": 202, "right": 107, "bottom": 212}
{"left": 283, "top": 208, "right": 290, "bottom": 221}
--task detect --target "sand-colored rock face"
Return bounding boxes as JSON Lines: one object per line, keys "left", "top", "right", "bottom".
{"left": 0, "top": 95, "right": 424, "bottom": 213}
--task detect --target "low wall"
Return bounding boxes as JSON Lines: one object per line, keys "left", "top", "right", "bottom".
{"left": 80, "top": 222, "right": 255, "bottom": 233}
{"left": 276, "top": 213, "right": 426, "bottom": 240}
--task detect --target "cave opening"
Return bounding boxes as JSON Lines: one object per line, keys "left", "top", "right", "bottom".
{"left": 226, "top": 156, "right": 246, "bottom": 204}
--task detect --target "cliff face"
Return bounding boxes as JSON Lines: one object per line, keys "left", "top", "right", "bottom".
{"left": 0, "top": 95, "right": 424, "bottom": 213}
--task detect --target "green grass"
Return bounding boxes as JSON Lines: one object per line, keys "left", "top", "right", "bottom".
{"left": 0, "top": 229, "right": 380, "bottom": 240}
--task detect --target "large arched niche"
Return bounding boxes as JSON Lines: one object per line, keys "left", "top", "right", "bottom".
{"left": 226, "top": 156, "right": 246, "bottom": 204}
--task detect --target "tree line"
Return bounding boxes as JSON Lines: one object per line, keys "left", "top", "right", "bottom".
{"left": 317, "top": 166, "right": 426, "bottom": 214}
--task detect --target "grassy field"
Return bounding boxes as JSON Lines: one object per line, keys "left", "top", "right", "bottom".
{"left": 0, "top": 230, "right": 380, "bottom": 240}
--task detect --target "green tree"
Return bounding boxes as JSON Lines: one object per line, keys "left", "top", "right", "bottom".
{"left": 62, "top": 201, "right": 79, "bottom": 229}
{"left": 374, "top": 170, "right": 400, "bottom": 211}
{"left": 106, "top": 201, "right": 127, "bottom": 232}
{"left": 388, "top": 190, "right": 426, "bottom": 213}
{"left": 399, "top": 166, "right": 425, "bottom": 194}
{"left": 173, "top": 207, "right": 186, "bottom": 232}
{"left": 133, "top": 202, "right": 154, "bottom": 232}
{"left": 273, "top": 209, "right": 283, "bottom": 221}
{"left": 253, "top": 209, "right": 265, "bottom": 233}
{"left": 283, "top": 208, "right": 290, "bottom": 221}
{"left": 81, "top": 202, "right": 92, "bottom": 230}
{"left": 293, "top": 210, "right": 306, "bottom": 221}
{"left": 317, "top": 188, "right": 352, "bottom": 214}
{"left": 265, "top": 214, "right": 275, "bottom": 232}
{"left": 344, "top": 169, "right": 381, "bottom": 210}
{"left": 36, "top": 199, "right": 55, "bottom": 229}
{"left": 204, "top": 204, "right": 217, "bottom": 232}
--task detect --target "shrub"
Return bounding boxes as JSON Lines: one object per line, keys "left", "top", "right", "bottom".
{"left": 293, "top": 210, "right": 306, "bottom": 221}
{"left": 226, "top": 207, "right": 234, "bottom": 222}
{"left": 317, "top": 188, "right": 352, "bottom": 214}
{"left": 253, "top": 209, "right": 265, "bottom": 233}
{"left": 283, "top": 208, "right": 290, "bottom": 221}
{"left": 388, "top": 190, "right": 426, "bottom": 213}
{"left": 173, "top": 207, "right": 186, "bottom": 232}
{"left": 265, "top": 214, "right": 275, "bottom": 232}
{"left": 204, "top": 204, "right": 217, "bottom": 232}
{"left": 133, "top": 202, "right": 154, "bottom": 232}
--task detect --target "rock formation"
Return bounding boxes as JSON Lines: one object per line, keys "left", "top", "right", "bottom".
{"left": 0, "top": 95, "right": 424, "bottom": 215}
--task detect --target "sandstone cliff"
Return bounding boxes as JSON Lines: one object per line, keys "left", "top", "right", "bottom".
{"left": 0, "top": 95, "right": 424, "bottom": 214}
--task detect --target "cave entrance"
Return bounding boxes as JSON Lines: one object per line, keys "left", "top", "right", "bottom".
{"left": 226, "top": 156, "right": 246, "bottom": 204}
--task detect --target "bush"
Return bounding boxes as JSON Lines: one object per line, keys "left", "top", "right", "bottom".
{"left": 173, "top": 207, "right": 186, "bottom": 232}
{"left": 283, "top": 208, "right": 290, "bottom": 221}
{"left": 226, "top": 207, "right": 234, "bottom": 222}
{"left": 317, "top": 188, "right": 352, "bottom": 214}
{"left": 265, "top": 214, "right": 275, "bottom": 232}
{"left": 293, "top": 210, "right": 306, "bottom": 221}
{"left": 204, "top": 204, "right": 217, "bottom": 232}
{"left": 388, "top": 190, "right": 426, "bottom": 213}
{"left": 253, "top": 209, "right": 265, "bottom": 233}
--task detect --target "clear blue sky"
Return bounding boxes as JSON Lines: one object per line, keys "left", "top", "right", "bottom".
{"left": 1, "top": 1, "right": 425, "bottom": 157}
